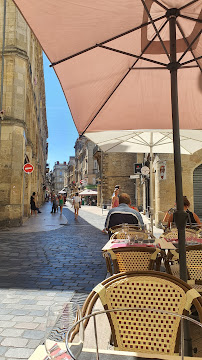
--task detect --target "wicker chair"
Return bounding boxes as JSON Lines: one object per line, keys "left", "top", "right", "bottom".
{"left": 166, "top": 245, "right": 202, "bottom": 293}
{"left": 69, "top": 271, "right": 202, "bottom": 356}
{"left": 161, "top": 227, "right": 198, "bottom": 243}
{"left": 109, "top": 224, "right": 141, "bottom": 234}
{"left": 164, "top": 249, "right": 180, "bottom": 277}
{"left": 197, "top": 228, "right": 202, "bottom": 238}
{"left": 110, "top": 229, "right": 148, "bottom": 240}
{"left": 106, "top": 246, "right": 162, "bottom": 273}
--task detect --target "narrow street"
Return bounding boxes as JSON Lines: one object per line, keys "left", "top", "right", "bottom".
{"left": 0, "top": 203, "right": 108, "bottom": 359}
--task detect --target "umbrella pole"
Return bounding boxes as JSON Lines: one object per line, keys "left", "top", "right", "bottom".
{"left": 169, "top": 12, "right": 188, "bottom": 282}
{"left": 150, "top": 134, "right": 154, "bottom": 235}
{"left": 169, "top": 12, "right": 192, "bottom": 356}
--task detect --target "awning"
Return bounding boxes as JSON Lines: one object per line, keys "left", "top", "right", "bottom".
{"left": 79, "top": 189, "right": 98, "bottom": 196}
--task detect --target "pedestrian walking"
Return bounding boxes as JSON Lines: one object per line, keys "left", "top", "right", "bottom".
{"left": 59, "top": 194, "right": 64, "bottom": 215}
{"left": 111, "top": 188, "right": 119, "bottom": 208}
{"left": 51, "top": 193, "right": 57, "bottom": 213}
{"left": 30, "top": 192, "right": 41, "bottom": 215}
{"left": 112, "top": 184, "right": 121, "bottom": 196}
{"left": 73, "top": 192, "right": 81, "bottom": 220}
{"left": 101, "top": 185, "right": 120, "bottom": 233}
{"left": 56, "top": 195, "right": 59, "bottom": 212}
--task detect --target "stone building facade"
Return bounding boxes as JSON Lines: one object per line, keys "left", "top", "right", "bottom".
{"left": 0, "top": 0, "right": 48, "bottom": 227}
{"left": 52, "top": 161, "right": 68, "bottom": 194}
{"left": 93, "top": 146, "right": 138, "bottom": 207}
{"left": 152, "top": 150, "right": 202, "bottom": 225}
{"left": 66, "top": 156, "right": 76, "bottom": 197}
{"left": 74, "top": 136, "right": 98, "bottom": 190}
{"left": 94, "top": 146, "right": 202, "bottom": 225}
{"left": 74, "top": 137, "right": 202, "bottom": 223}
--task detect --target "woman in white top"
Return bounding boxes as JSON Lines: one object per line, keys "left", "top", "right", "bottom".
{"left": 73, "top": 192, "right": 81, "bottom": 219}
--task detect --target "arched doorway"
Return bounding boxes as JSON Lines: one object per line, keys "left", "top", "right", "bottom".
{"left": 193, "top": 164, "right": 202, "bottom": 220}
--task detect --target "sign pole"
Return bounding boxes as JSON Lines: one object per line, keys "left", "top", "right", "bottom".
{"left": 150, "top": 133, "right": 154, "bottom": 235}
{"left": 22, "top": 171, "right": 25, "bottom": 217}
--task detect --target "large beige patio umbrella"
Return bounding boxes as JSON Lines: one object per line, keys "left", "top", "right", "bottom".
{"left": 12, "top": 0, "right": 202, "bottom": 286}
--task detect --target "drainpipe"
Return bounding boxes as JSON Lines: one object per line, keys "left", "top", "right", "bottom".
{"left": 0, "top": 0, "right": 7, "bottom": 140}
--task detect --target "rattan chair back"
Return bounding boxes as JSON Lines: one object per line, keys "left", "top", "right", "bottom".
{"left": 162, "top": 228, "right": 198, "bottom": 242}
{"left": 196, "top": 228, "right": 202, "bottom": 238}
{"left": 165, "top": 249, "right": 180, "bottom": 277}
{"left": 166, "top": 246, "right": 202, "bottom": 293}
{"left": 72, "top": 271, "right": 202, "bottom": 356}
{"left": 186, "top": 245, "right": 202, "bottom": 293}
{"left": 109, "top": 224, "right": 141, "bottom": 234}
{"left": 110, "top": 230, "right": 148, "bottom": 240}
{"left": 107, "top": 247, "right": 161, "bottom": 273}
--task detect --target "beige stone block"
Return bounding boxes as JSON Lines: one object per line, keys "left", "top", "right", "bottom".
{"left": 6, "top": 204, "right": 21, "bottom": 218}
{"left": 1, "top": 128, "right": 11, "bottom": 141}
{"left": 1, "top": 149, "right": 13, "bottom": 160}
{"left": 0, "top": 168, "right": 12, "bottom": 180}
{"left": 4, "top": 85, "right": 13, "bottom": 94}
{"left": 0, "top": 208, "right": 9, "bottom": 220}
{"left": 6, "top": 76, "right": 13, "bottom": 85}
{"left": 18, "top": 73, "right": 24, "bottom": 81}
{"left": 15, "top": 58, "right": 27, "bottom": 72}
{"left": 10, "top": 193, "right": 22, "bottom": 205}
{"left": 0, "top": 190, "right": 11, "bottom": 204}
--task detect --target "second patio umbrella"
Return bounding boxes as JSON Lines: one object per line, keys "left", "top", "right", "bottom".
{"left": 86, "top": 129, "right": 202, "bottom": 232}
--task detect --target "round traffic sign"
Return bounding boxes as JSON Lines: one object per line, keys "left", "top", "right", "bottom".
{"left": 23, "top": 163, "right": 34, "bottom": 173}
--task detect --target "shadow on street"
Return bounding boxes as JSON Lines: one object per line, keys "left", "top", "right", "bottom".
{"left": 0, "top": 208, "right": 107, "bottom": 294}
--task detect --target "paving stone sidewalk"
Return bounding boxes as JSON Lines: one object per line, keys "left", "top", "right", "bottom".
{"left": 0, "top": 204, "right": 108, "bottom": 359}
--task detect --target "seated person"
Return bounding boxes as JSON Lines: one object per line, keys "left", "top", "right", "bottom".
{"left": 167, "top": 196, "right": 201, "bottom": 229}
{"left": 105, "top": 193, "right": 144, "bottom": 238}
{"left": 163, "top": 204, "right": 176, "bottom": 223}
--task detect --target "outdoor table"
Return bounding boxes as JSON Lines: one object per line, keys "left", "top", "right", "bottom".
{"left": 102, "top": 239, "right": 166, "bottom": 275}
{"left": 155, "top": 237, "right": 176, "bottom": 250}
{"left": 28, "top": 344, "right": 202, "bottom": 360}
{"left": 159, "top": 235, "right": 202, "bottom": 249}
{"left": 102, "top": 236, "right": 176, "bottom": 252}
{"left": 102, "top": 236, "right": 176, "bottom": 274}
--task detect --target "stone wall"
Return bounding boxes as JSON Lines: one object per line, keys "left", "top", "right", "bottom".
{"left": 0, "top": 0, "right": 48, "bottom": 227}
{"left": 102, "top": 152, "right": 138, "bottom": 206}
{"left": 154, "top": 150, "right": 202, "bottom": 226}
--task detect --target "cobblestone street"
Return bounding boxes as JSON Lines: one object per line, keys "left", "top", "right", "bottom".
{"left": 0, "top": 203, "right": 108, "bottom": 359}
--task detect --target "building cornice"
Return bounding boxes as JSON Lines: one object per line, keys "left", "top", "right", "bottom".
{"left": 4, "top": 46, "right": 28, "bottom": 61}
{"left": 1, "top": 116, "right": 26, "bottom": 128}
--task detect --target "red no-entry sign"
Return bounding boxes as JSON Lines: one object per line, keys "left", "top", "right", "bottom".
{"left": 23, "top": 163, "right": 34, "bottom": 173}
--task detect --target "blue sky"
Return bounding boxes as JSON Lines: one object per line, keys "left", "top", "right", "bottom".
{"left": 43, "top": 54, "right": 78, "bottom": 170}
